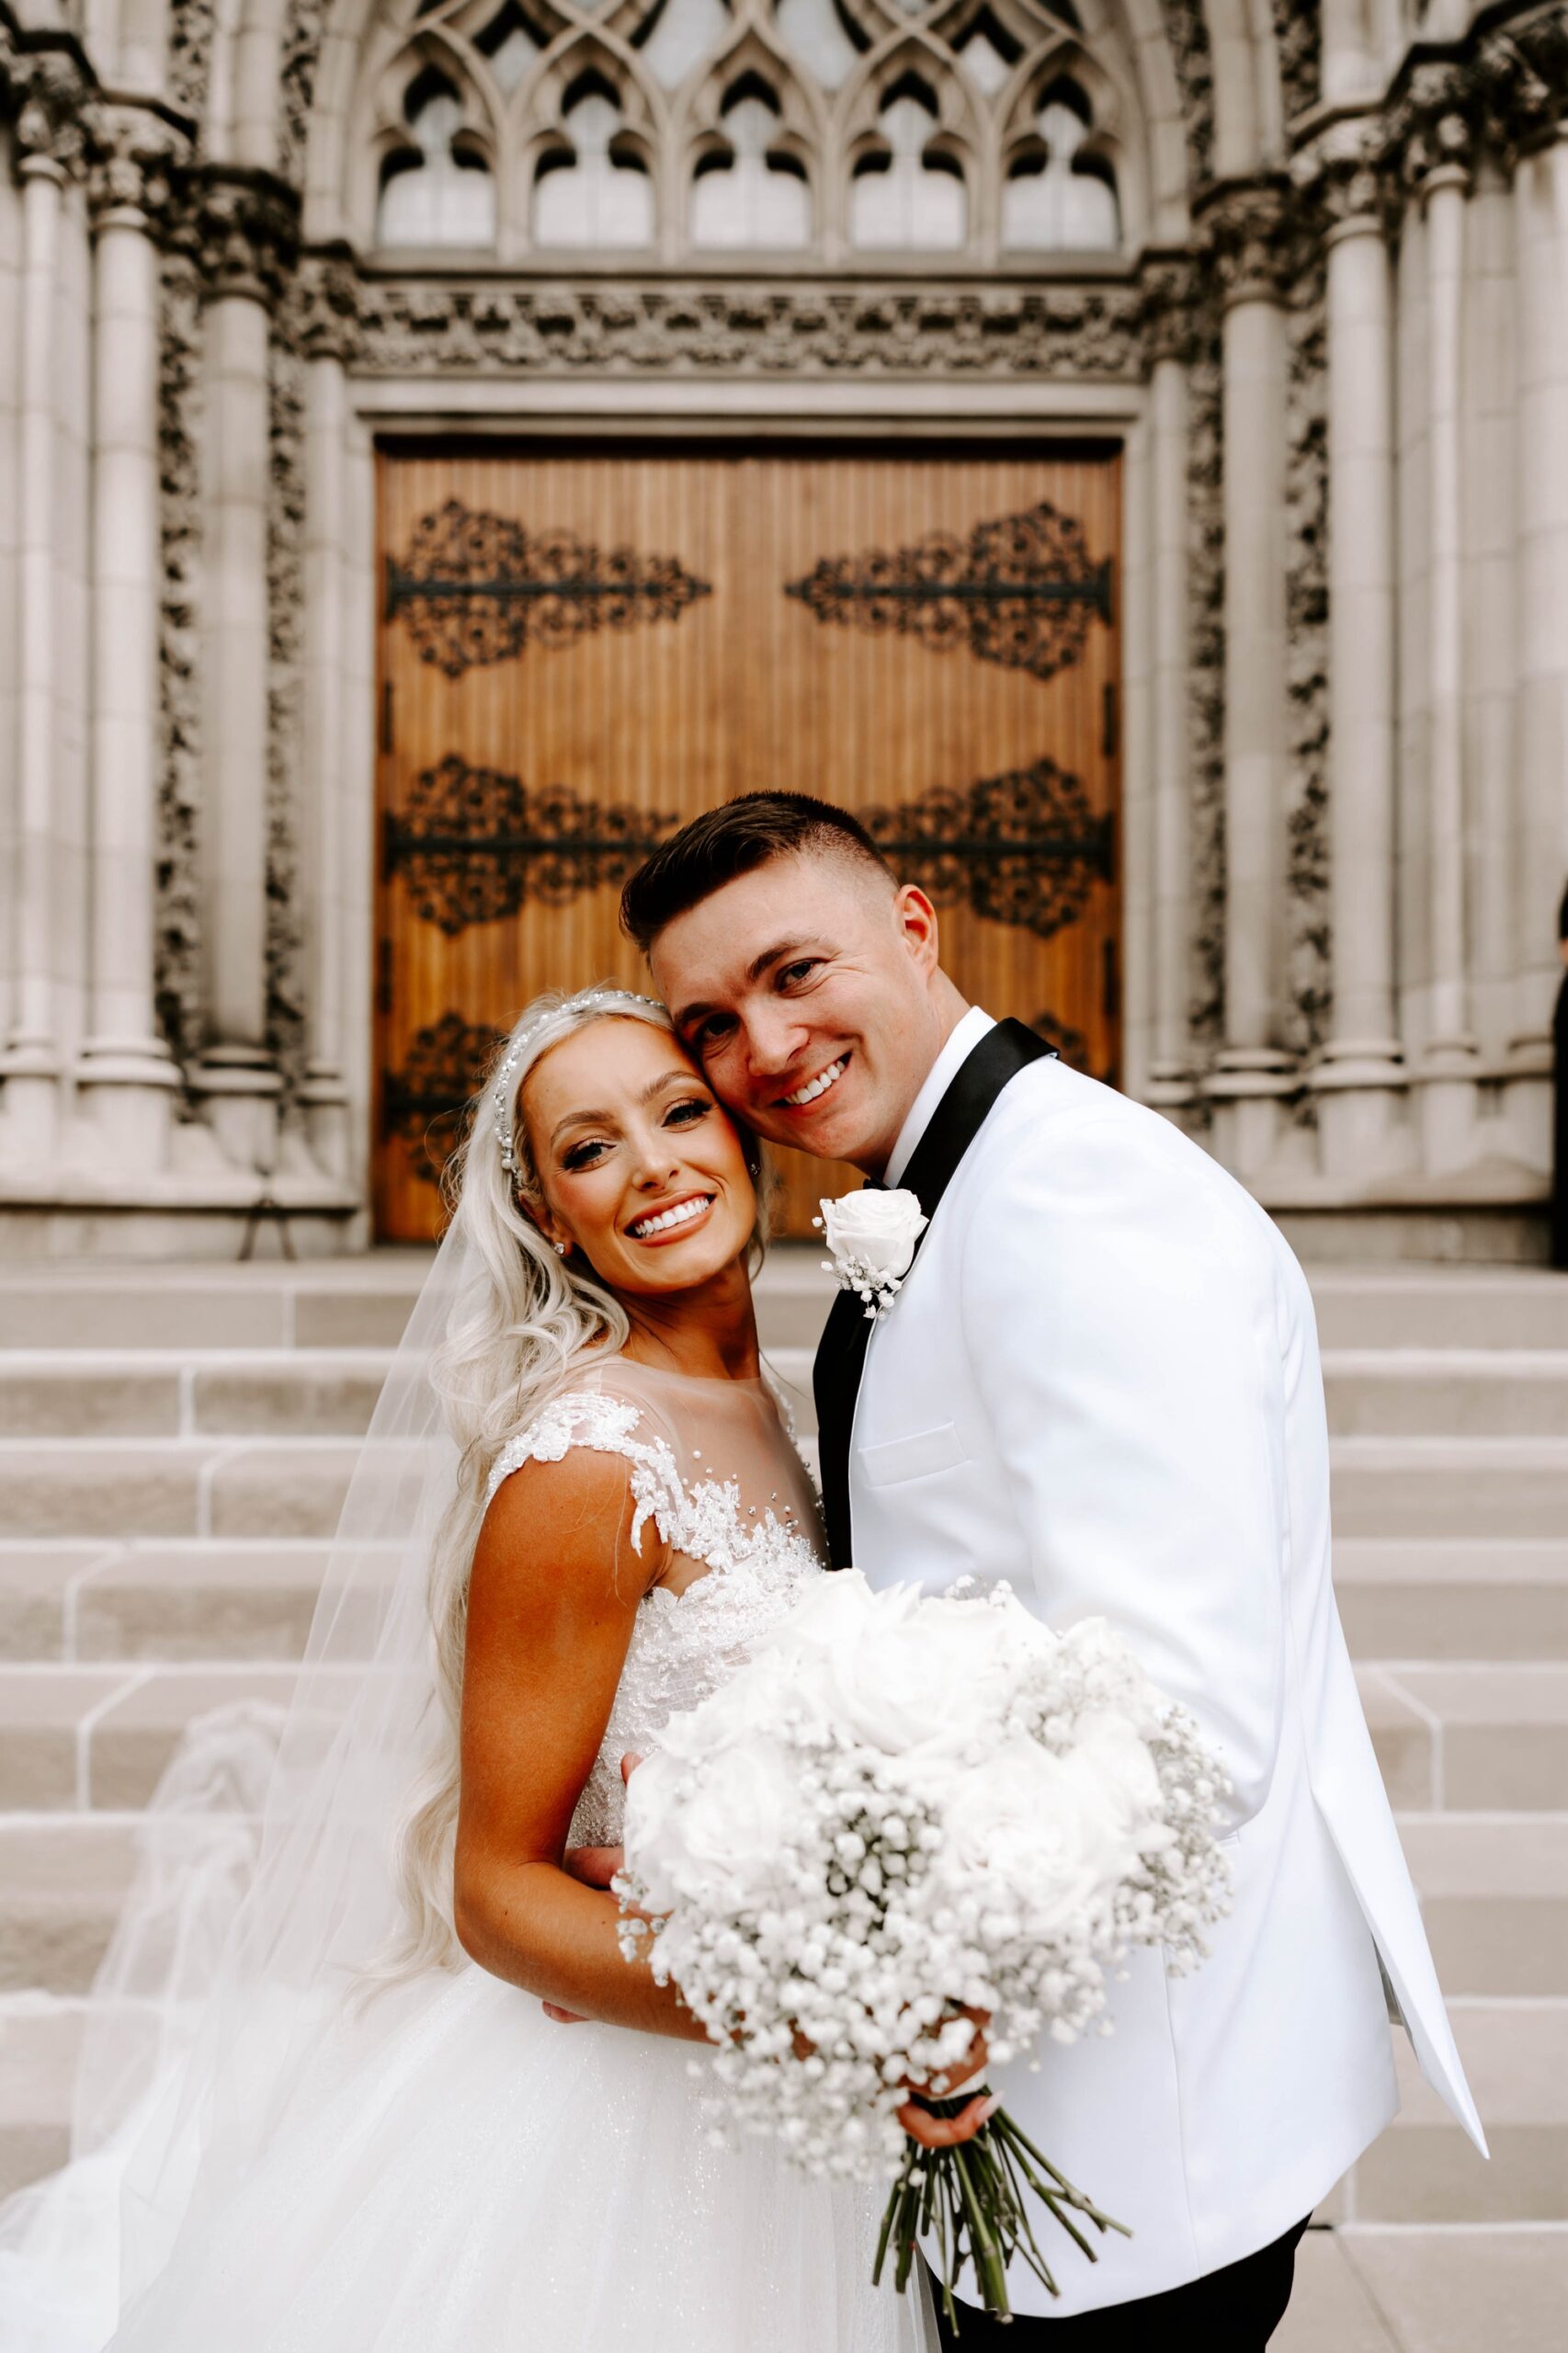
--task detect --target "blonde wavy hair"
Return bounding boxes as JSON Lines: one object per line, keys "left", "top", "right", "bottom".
{"left": 366, "top": 985, "right": 767, "bottom": 1987}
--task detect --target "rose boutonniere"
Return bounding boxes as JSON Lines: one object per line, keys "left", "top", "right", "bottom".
{"left": 815, "top": 1190, "right": 928, "bottom": 1320}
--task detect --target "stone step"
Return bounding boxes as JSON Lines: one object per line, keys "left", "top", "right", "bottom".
{"left": 0, "top": 1665, "right": 299, "bottom": 1810}
{"left": 1360, "top": 1666, "right": 1568, "bottom": 1813}
{"left": 1278, "top": 2224, "right": 1568, "bottom": 2353}
{"left": 4, "top": 1992, "right": 1563, "bottom": 2219}
{"left": 1333, "top": 1541, "right": 1568, "bottom": 1663}
{"left": 0, "top": 1541, "right": 335, "bottom": 1663}
{"left": 0, "top": 1257, "right": 434, "bottom": 1352}
{"left": 8, "top": 1431, "right": 1567, "bottom": 1546}
{"left": 2, "top": 1659, "right": 1560, "bottom": 1818}
{"left": 0, "top": 1439, "right": 360, "bottom": 1540}
{"left": 1339, "top": 2000, "right": 1568, "bottom": 2223}
{"left": 1308, "top": 1268, "right": 1568, "bottom": 1353}
{"left": 0, "top": 1352, "right": 394, "bottom": 1438}
{"left": 1396, "top": 1816, "right": 1568, "bottom": 2001}
{"left": 1323, "top": 1352, "right": 1568, "bottom": 1438}
{"left": 1328, "top": 1440, "right": 1568, "bottom": 1540}
{"left": 5, "top": 1536, "right": 1562, "bottom": 1668}
{"left": 6, "top": 1809, "right": 1557, "bottom": 2008}
{"left": 3, "top": 1342, "right": 1566, "bottom": 1447}
{"left": 6, "top": 1255, "right": 1565, "bottom": 1357}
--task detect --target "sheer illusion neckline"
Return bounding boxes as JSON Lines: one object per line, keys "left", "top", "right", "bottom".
{"left": 608, "top": 1351, "right": 770, "bottom": 1391}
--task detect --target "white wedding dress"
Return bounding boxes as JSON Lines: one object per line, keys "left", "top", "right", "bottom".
{"left": 0, "top": 1356, "right": 934, "bottom": 2353}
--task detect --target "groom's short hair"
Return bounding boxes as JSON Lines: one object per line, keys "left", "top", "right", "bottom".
{"left": 620, "top": 791, "right": 894, "bottom": 952}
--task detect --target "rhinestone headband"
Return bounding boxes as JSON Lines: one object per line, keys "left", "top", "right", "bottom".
{"left": 492, "top": 989, "right": 666, "bottom": 1180}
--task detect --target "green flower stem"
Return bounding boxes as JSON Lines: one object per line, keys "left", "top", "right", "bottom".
{"left": 874, "top": 2097, "right": 1131, "bottom": 2324}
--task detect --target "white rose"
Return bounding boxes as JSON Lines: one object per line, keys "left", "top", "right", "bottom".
{"left": 624, "top": 1737, "right": 804, "bottom": 1914}
{"left": 821, "top": 1189, "right": 927, "bottom": 1281}
{"left": 764, "top": 1576, "right": 1017, "bottom": 1756}
{"left": 1055, "top": 1711, "right": 1173, "bottom": 1860}
{"left": 936, "top": 1735, "right": 1139, "bottom": 1918}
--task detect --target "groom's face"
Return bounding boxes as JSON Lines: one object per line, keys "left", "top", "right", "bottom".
{"left": 648, "top": 852, "right": 946, "bottom": 1173}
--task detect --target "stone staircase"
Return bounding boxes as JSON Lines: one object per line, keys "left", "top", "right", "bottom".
{"left": 1, "top": 1252, "right": 1565, "bottom": 2336}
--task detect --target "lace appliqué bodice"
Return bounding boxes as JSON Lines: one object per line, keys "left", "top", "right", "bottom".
{"left": 484, "top": 1379, "right": 824, "bottom": 1846}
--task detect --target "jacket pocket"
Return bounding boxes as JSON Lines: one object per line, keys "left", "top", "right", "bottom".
{"left": 858, "top": 1420, "right": 970, "bottom": 1488}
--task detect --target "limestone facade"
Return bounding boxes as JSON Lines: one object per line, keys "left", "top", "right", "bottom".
{"left": 0, "top": 0, "right": 1564, "bottom": 1257}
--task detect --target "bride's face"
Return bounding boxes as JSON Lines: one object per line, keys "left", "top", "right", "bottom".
{"left": 520, "top": 1017, "right": 756, "bottom": 1296}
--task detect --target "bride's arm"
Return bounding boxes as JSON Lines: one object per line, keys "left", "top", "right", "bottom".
{"left": 452, "top": 1447, "right": 710, "bottom": 2042}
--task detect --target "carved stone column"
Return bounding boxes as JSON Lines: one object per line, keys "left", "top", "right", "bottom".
{"left": 77, "top": 111, "right": 183, "bottom": 1166}
{"left": 0, "top": 124, "right": 22, "bottom": 1070}
{"left": 1415, "top": 111, "right": 1483, "bottom": 1170}
{"left": 1200, "top": 182, "right": 1295, "bottom": 1174}
{"left": 297, "top": 253, "right": 360, "bottom": 1180}
{"left": 192, "top": 169, "right": 298, "bottom": 1171}
{"left": 1511, "top": 121, "right": 1568, "bottom": 1090}
{"left": 1142, "top": 266, "right": 1195, "bottom": 1107}
{"left": 1, "top": 71, "right": 88, "bottom": 1163}
{"left": 1301, "top": 125, "right": 1409, "bottom": 1175}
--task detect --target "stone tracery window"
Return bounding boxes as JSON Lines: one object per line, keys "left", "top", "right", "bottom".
{"left": 358, "top": 0, "right": 1129, "bottom": 261}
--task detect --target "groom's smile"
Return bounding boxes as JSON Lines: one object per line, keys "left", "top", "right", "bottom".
{"left": 778, "top": 1053, "right": 849, "bottom": 1112}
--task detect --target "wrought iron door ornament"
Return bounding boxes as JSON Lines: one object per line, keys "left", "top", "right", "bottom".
{"left": 384, "top": 759, "right": 679, "bottom": 933}
{"left": 863, "top": 756, "right": 1112, "bottom": 941}
{"left": 784, "top": 499, "right": 1111, "bottom": 684}
{"left": 387, "top": 499, "right": 711, "bottom": 677}
{"left": 381, "top": 1010, "right": 506, "bottom": 1188}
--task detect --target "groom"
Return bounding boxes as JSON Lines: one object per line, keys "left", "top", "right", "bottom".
{"left": 619, "top": 791, "right": 1484, "bottom": 2346}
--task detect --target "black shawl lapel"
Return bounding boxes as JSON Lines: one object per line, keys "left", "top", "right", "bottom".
{"left": 811, "top": 1018, "right": 1057, "bottom": 1569}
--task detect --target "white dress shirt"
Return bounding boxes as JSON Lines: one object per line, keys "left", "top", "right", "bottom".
{"left": 881, "top": 1006, "right": 996, "bottom": 1188}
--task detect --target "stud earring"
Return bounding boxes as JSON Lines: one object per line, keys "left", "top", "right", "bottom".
{"left": 554, "top": 1241, "right": 568, "bottom": 1257}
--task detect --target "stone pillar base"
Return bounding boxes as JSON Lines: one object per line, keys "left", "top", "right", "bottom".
{"left": 1205, "top": 1051, "right": 1297, "bottom": 1178}
{"left": 193, "top": 1047, "right": 282, "bottom": 1173}
{"left": 299, "top": 1064, "right": 353, "bottom": 1185}
{"left": 1309, "top": 1042, "right": 1412, "bottom": 1180}
{"left": 0, "top": 1051, "right": 62, "bottom": 1163}
{"left": 1414, "top": 1047, "right": 1483, "bottom": 1175}
{"left": 74, "top": 1042, "right": 181, "bottom": 1173}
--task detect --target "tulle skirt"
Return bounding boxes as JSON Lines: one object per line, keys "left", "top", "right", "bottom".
{"left": 2, "top": 1959, "right": 934, "bottom": 2353}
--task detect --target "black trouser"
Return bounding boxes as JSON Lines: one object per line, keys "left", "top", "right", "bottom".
{"left": 929, "top": 2216, "right": 1312, "bottom": 2348}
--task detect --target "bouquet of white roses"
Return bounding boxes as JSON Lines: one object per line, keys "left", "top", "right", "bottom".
{"left": 616, "top": 1572, "right": 1232, "bottom": 2327}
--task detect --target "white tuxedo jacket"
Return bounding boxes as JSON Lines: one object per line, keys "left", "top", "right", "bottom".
{"left": 846, "top": 1029, "right": 1484, "bottom": 2315}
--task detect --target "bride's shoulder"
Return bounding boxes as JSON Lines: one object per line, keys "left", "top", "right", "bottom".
{"left": 483, "top": 1358, "right": 686, "bottom": 1532}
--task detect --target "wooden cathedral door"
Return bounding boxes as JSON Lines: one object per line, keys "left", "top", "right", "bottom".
{"left": 374, "top": 441, "right": 1121, "bottom": 1241}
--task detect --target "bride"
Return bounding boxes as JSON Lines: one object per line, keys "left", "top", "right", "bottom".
{"left": 0, "top": 985, "right": 971, "bottom": 2352}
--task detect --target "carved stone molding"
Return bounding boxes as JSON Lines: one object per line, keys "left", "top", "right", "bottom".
{"left": 1290, "top": 114, "right": 1392, "bottom": 240}
{"left": 298, "top": 247, "right": 363, "bottom": 364}
{"left": 155, "top": 236, "right": 206, "bottom": 1076}
{"left": 347, "top": 278, "right": 1149, "bottom": 381}
{"left": 1185, "top": 291, "right": 1226, "bottom": 1069}
{"left": 13, "top": 51, "right": 94, "bottom": 179}
{"left": 88, "top": 107, "right": 188, "bottom": 232}
{"left": 267, "top": 301, "right": 309, "bottom": 1102}
{"left": 279, "top": 0, "right": 334, "bottom": 186}
{"left": 195, "top": 167, "right": 301, "bottom": 303}
{"left": 1270, "top": 0, "right": 1321, "bottom": 130}
{"left": 168, "top": 0, "right": 219, "bottom": 130}
{"left": 1157, "top": 0, "right": 1214, "bottom": 191}
{"left": 1471, "top": 5, "right": 1568, "bottom": 161}
{"left": 1197, "top": 178, "right": 1296, "bottom": 305}
{"left": 1283, "top": 252, "right": 1330, "bottom": 1061}
{"left": 1138, "top": 254, "right": 1199, "bottom": 367}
